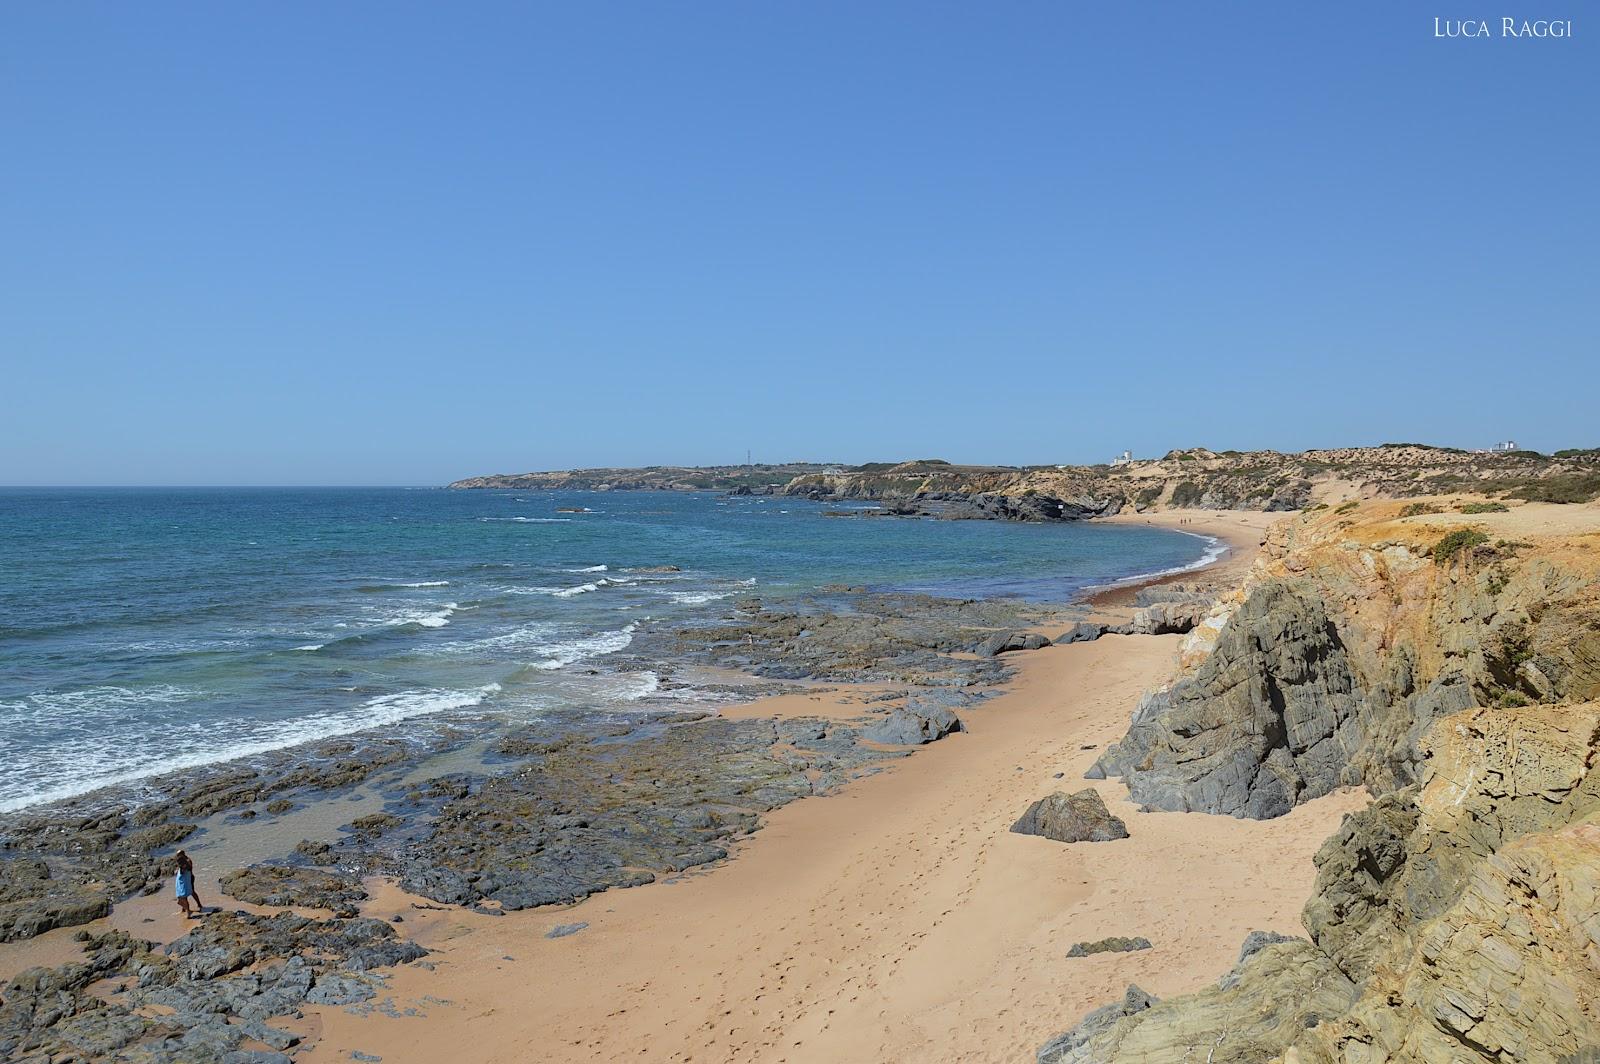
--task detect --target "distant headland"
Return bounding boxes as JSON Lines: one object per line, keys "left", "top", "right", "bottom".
{"left": 448, "top": 444, "right": 1600, "bottom": 515}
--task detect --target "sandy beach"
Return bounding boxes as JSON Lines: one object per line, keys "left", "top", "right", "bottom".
{"left": 1089, "top": 508, "right": 1276, "bottom": 607}
{"left": 272, "top": 511, "right": 1368, "bottom": 1063}
{"left": 0, "top": 507, "right": 1384, "bottom": 1063}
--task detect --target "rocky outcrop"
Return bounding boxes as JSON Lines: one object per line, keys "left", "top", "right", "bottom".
{"left": 1094, "top": 504, "right": 1600, "bottom": 820}
{"left": 641, "top": 590, "right": 1055, "bottom": 686}
{"left": 219, "top": 865, "right": 368, "bottom": 917}
{"left": 1050, "top": 701, "right": 1600, "bottom": 1064}
{"left": 1011, "top": 790, "right": 1129, "bottom": 843}
{"left": 860, "top": 702, "right": 964, "bottom": 745}
{"left": 1038, "top": 986, "right": 1159, "bottom": 1064}
{"left": 1066, "top": 936, "right": 1151, "bottom": 957}
{"left": 1041, "top": 501, "right": 1600, "bottom": 1063}
{"left": 0, "top": 915, "right": 425, "bottom": 1063}
{"left": 976, "top": 631, "right": 1052, "bottom": 656}
{"left": 1298, "top": 816, "right": 1600, "bottom": 1062}
{"left": 1038, "top": 936, "right": 1356, "bottom": 1064}
{"left": 1092, "top": 581, "right": 1364, "bottom": 818}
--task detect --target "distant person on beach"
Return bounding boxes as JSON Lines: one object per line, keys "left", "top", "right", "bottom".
{"left": 174, "top": 850, "right": 204, "bottom": 918}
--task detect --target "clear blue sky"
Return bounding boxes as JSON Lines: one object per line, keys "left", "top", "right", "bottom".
{"left": 3, "top": 4, "right": 1595, "bottom": 485}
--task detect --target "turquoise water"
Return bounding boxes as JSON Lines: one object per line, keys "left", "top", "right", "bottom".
{"left": 0, "top": 487, "right": 1216, "bottom": 812}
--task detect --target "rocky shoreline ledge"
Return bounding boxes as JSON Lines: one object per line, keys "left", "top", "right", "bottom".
{"left": 0, "top": 589, "right": 1076, "bottom": 1061}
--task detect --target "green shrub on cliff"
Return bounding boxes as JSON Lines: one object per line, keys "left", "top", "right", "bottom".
{"left": 1170, "top": 481, "right": 1203, "bottom": 507}
{"left": 1399, "top": 502, "right": 1441, "bottom": 517}
{"left": 1507, "top": 473, "right": 1600, "bottom": 504}
{"left": 1431, "top": 528, "right": 1489, "bottom": 564}
{"left": 1458, "top": 501, "right": 1509, "bottom": 514}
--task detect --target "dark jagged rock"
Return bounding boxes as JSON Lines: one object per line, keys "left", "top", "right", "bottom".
{"left": 1037, "top": 985, "right": 1159, "bottom": 1063}
{"left": 0, "top": 733, "right": 456, "bottom": 945}
{"left": 0, "top": 915, "right": 425, "bottom": 1063}
{"left": 1066, "top": 936, "right": 1151, "bottom": 957}
{"left": 1123, "top": 599, "right": 1209, "bottom": 635}
{"left": 1131, "top": 584, "right": 1211, "bottom": 607}
{"left": 976, "top": 631, "right": 1052, "bottom": 657}
{"left": 1092, "top": 581, "right": 1362, "bottom": 819}
{"left": 641, "top": 590, "right": 1055, "bottom": 687}
{"left": 219, "top": 865, "right": 368, "bottom": 917}
{"left": 1011, "top": 790, "right": 1128, "bottom": 843}
{"left": 545, "top": 922, "right": 588, "bottom": 939}
{"left": 859, "top": 703, "right": 963, "bottom": 745}
{"left": 389, "top": 714, "right": 901, "bottom": 912}
{"left": 1057, "top": 622, "right": 1110, "bottom": 644}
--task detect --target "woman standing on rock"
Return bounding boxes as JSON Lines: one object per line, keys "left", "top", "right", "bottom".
{"left": 174, "top": 850, "right": 205, "bottom": 918}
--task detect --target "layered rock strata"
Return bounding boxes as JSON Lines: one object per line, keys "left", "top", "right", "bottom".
{"left": 1041, "top": 501, "right": 1600, "bottom": 1062}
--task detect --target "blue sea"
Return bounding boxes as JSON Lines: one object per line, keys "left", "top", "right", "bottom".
{"left": 0, "top": 488, "right": 1217, "bottom": 813}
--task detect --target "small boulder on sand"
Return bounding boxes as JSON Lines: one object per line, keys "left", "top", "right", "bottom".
{"left": 1010, "top": 789, "right": 1129, "bottom": 843}
{"left": 1067, "top": 936, "right": 1152, "bottom": 957}
{"left": 860, "top": 704, "right": 963, "bottom": 745}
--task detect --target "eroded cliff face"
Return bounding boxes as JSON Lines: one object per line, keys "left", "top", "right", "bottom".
{"left": 1045, "top": 501, "right": 1600, "bottom": 1063}
{"left": 1094, "top": 504, "right": 1600, "bottom": 818}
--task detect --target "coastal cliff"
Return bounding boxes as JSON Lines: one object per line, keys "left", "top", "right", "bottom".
{"left": 451, "top": 446, "right": 1600, "bottom": 518}
{"left": 1044, "top": 498, "right": 1600, "bottom": 1062}
{"left": 445, "top": 462, "right": 835, "bottom": 492}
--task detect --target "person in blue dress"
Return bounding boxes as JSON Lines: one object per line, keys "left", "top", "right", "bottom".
{"left": 174, "top": 849, "right": 205, "bottom": 919}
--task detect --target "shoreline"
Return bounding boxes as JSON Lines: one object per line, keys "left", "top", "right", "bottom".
{"left": 283, "top": 510, "right": 1369, "bottom": 1061}
{"left": 0, "top": 508, "right": 1322, "bottom": 1063}
{"left": 280, "top": 509, "right": 1362, "bottom": 1063}
{"left": 1085, "top": 509, "right": 1273, "bottom": 609}
{"left": 0, "top": 513, "right": 1216, "bottom": 820}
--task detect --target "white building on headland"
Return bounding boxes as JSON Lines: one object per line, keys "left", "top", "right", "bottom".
{"left": 1110, "top": 450, "right": 1135, "bottom": 466}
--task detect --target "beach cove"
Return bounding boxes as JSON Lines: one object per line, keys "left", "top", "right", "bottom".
{"left": 0, "top": 505, "right": 1374, "bottom": 1062}
{"left": 291, "top": 515, "right": 1371, "bottom": 1064}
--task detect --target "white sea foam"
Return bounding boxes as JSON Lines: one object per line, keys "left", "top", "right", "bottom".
{"left": 421, "top": 621, "right": 558, "bottom": 656}
{"left": 357, "top": 579, "right": 452, "bottom": 592}
{"left": 122, "top": 638, "right": 251, "bottom": 654}
{"left": 372, "top": 602, "right": 469, "bottom": 629}
{"left": 410, "top": 605, "right": 458, "bottom": 628}
{"left": 665, "top": 590, "right": 733, "bottom": 605}
{"left": 525, "top": 625, "right": 636, "bottom": 671}
{"left": 0, "top": 685, "right": 201, "bottom": 720}
{"left": 552, "top": 583, "right": 599, "bottom": 598}
{"left": 1080, "top": 532, "right": 1229, "bottom": 597}
{"left": 563, "top": 564, "right": 608, "bottom": 573}
{"left": 0, "top": 683, "right": 501, "bottom": 813}
{"left": 293, "top": 644, "right": 325, "bottom": 652}
{"left": 478, "top": 516, "right": 572, "bottom": 523}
